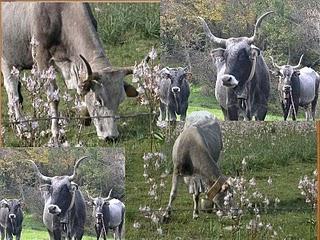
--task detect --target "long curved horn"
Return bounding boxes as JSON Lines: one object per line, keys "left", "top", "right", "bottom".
{"left": 197, "top": 17, "right": 227, "bottom": 47}
{"left": 28, "top": 160, "right": 52, "bottom": 183}
{"left": 104, "top": 189, "right": 113, "bottom": 201}
{"left": 248, "top": 11, "right": 274, "bottom": 43}
{"left": 293, "top": 54, "right": 304, "bottom": 69}
{"left": 79, "top": 55, "right": 93, "bottom": 82}
{"left": 270, "top": 56, "right": 281, "bottom": 69}
{"left": 85, "top": 190, "right": 95, "bottom": 201}
{"left": 68, "top": 156, "right": 89, "bottom": 181}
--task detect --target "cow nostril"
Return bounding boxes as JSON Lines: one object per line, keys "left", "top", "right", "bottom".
{"left": 172, "top": 87, "right": 180, "bottom": 93}
{"left": 105, "top": 136, "right": 118, "bottom": 142}
{"left": 9, "top": 214, "right": 16, "bottom": 219}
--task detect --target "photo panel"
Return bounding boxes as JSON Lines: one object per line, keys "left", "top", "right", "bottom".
{"left": 0, "top": 147, "right": 125, "bottom": 239}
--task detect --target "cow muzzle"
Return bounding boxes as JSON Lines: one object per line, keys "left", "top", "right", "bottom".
{"left": 221, "top": 75, "right": 239, "bottom": 88}
{"left": 48, "top": 204, "right": 62, "bottom": 215}
{"left": 171, "top": 86, "right": 181, "bottom": 93}
{"left": 282, "top": 84, "right": 291, "bottom": 93}
{"left": 9, "top": 214, "right": 16, "bottom": 219}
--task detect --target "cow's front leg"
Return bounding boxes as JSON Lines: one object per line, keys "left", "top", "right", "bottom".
{"left": 0, "top": 225, "right": 4, "bottom": 240}
{"left": 2, "top": 59, "right": 28, "bottom": 135}
{"left": 46, "top": 78, "right": 60, "bottom": 145}
{"left": 159, "top": 102, "right": 166, "bottom": 121}
{"left": 167, "top": 105, "right": 177, "bottom": 122}
{"left": 192, "top": 193, "right": 200, "bottom": 219}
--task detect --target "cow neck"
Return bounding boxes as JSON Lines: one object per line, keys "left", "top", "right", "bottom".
{"left": 60, "top": 189, "right": 76, "bottom": 226}
{"left": 234, "top": 53, "right": 257, "bottom": 99}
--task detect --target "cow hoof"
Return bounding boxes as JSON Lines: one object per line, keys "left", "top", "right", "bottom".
{"left": 193, "top": 213, "right": 199, "bottom": 219}
{"left": 161, "top": 212, "right": 170, "bottom": 223}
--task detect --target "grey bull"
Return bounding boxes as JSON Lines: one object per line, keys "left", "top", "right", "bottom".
{"left": 87, "top": 190, "right": 125, "bottom": 240}
{"left": 159, "top": 67, "right": 190, "bottom": 121}
{"left": 0, "top": 199, "right": 23, "bottom": 240}
{"left": 2, "top": 3, "right": 138, "bottom": 143}
{"left": 270, "top": 55, "right": 320, "bottom": 120}
{"left": 29, "top": 156, "right": 88, "bottom": 240}
{"left": 199, "top": 12, "right": 273, "bottom": 120}
{"left": 163, "top": 111, "right": 230, "bottom": 221}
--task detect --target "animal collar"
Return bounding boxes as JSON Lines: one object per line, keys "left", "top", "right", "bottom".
{"left": 206, "top": 176, "right": 229, "bottom": 201}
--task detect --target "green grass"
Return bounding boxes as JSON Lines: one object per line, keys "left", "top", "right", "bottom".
{"left": 188, "top": 85, "right": 307, "bottom": 121}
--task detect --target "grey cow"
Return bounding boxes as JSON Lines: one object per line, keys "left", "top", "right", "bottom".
{"left": 270, "top": 55, "right": 320, "bottom": 120}
{"left": 2, "top": 3, "right": 138, "bottom": 143}
{"left": 159, "top": 67, "right": 190, "bottom": 121}
{"left": 0, "top": 199, "right": 23, "bottom": 240}
{"left": 29, "top": 156, "right": 88, "bottom": 240}
{"left": 199, "top": 12, "right": 273, "bottom": 120}
{"left": 163, "top": 111, "right": 230, "bottom": 221}
{"left": 87, "top": 190, "right": 125, "bottom": 240}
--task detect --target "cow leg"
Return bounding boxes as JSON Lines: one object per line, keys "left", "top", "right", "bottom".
{"left": 311, "top": 97, "right": 318, "bottom": 121}
{"left": 117, "top": 209, "right": 125, "bottom": 240}
{"left": 168, "top": 105, "right": 177, "bottom": 122}
{"left": 292, "top": 103, "right": 299, "bottom": 121}
{"left": 180, "top": 102, "right": 188, "bottom": 121}
{"left": 5, "top": 230, "right": 12, "bottom": 240}
{"left": 0, "top": 225, "right": 4, "bottom": 240}
{"left": 159, "top": 102, "right": 166, "bottom": 121}
{"left": 163, "top": 172, "right": 181, "bottom": 221}
{"left": 192, "top": 193, "right": 200, "bottom": 219}
{"left": 304, "top": 106, "right": 310, "bottom": 121}
{"left": 34, "top": 45, "right": 60, "bottom": 145}
{"left": 46, "top": 78, "right": 60, "bottom": 145}
{"left": 1, "top": 59, "right": 28, "bottom": 135}
{"left": 255, "top": 104, "right": 267, "bottom": 121}
{"left": 226, "top": 105, "right": 238, "bottom": 120}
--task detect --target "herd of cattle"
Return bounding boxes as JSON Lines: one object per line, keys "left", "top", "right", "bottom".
{"left": 3, "top": 3, "right": 320, "bottom": 145}
{"left": 0, "top": 157, "right": 125, "bottom": 240}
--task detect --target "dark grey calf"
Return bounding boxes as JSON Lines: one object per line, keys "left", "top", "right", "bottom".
{"left": 0, "top": 199, "right": 23, "bottom": 240}
{"left": 159, "top": 67, "right": 190, "bottom": 121}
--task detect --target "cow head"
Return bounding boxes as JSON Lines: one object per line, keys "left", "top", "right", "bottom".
{"left": 0, "top": 199, "right": 23, "bottom": 234}
{"left": 87, "top": 189, "right": 112, "bottom": 224}
{"left": 57, "top": 55, "right": 138, "bottom": 140}
{"left": 160, "top": 67, "right": 191, "bottom": 114}
{"left": 270, "top": 55, "right": 303, "bottom": 96}
{"left": 29, "top": 156, "right": 88, "bottom": 217}
{"left": 207, "top": 176, "right": 233, "bottom": 210}
{"left": 199, "top": 12, "right": 273, "bottom": 96}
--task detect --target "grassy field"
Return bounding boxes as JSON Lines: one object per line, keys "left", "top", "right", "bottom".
{"left": 125, "top": 122, "right": 316, "bottom": 239}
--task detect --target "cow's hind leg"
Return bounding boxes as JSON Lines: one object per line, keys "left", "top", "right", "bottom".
{"left": 162, "top": 172, "right": 180, "bottom": 222}
{"left": 192, "top": 193, "right": 200, "bottom": 219}
{"left": 255, "top": 105, "right": 267, "bottom": 121}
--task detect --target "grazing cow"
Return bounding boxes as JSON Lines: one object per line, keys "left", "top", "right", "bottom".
{"left": 162, "top": 111, "right": 231, "bottom": 221}
{"left": 198, "top": 12, "right": 273, "bottom": 120}
{"left": 87, "top": 190, "right": 125, "bottom": 240}
{"left": 159, "top": 67, "right": 190, "bottom": 121}
{"left": 0, "top": 199, "right": 23, "bottom": 240}
{"left": 270, "top": 55, "right": 320, "bottom": 120}
{"left": 29, "top": 156, "right": 88, "bottom": 240}
{"left": 2, "top": 3, "right": 138, "bottom": 143}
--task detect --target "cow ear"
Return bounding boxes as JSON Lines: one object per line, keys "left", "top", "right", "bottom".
{"left": 124, "top": 82, "right": 138, "bottom": 97}
{"left": 86, "top": 200, "right": 93, "bottom": 206}
{"left": 70, "top": 182, "right": 78, "bottom": 192}
{"left": 221, "top": 183, "right": 229, "bottom": 192}
{"left": 211, "top": 48, "right": 225, "bottom": 58}
{"left": 250, "top": 45, "right": 260, "bottom": 58}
